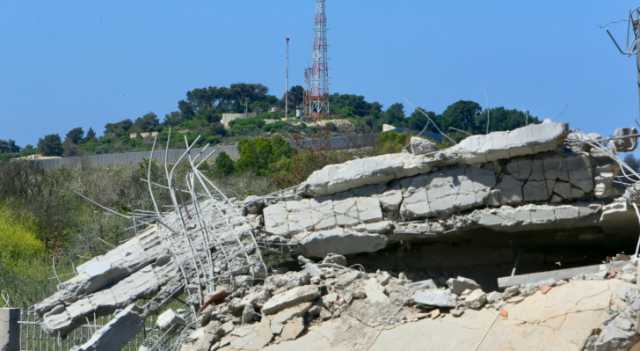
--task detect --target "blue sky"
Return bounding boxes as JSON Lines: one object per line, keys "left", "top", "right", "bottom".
{"left": 1, "top": 1, "right": 639, "bottom": 146}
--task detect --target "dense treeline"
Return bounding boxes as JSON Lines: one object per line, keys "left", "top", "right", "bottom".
{"left": 0, "top": 83, "right": 540, "bottom": 158}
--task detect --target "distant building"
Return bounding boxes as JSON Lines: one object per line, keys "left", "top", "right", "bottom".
{"left": 129, "top": 131, "right": 160, "bottom": 140}
{"left": 14, "top": 154, "right": 61, "bottom": 161}
{"left": 222, "top": 112, "right": 257, "bottom": 129}
{"left": 382, "top": 124, "right": 397, "bottom": 132}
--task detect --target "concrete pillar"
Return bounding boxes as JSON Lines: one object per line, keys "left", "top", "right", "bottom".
{"left": 0, "top": 308, "right": 20, "bottom": 351}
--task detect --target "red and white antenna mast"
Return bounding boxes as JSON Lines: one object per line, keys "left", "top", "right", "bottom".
{"left": 305, "top": 0, "right": 330, "bottom": 119}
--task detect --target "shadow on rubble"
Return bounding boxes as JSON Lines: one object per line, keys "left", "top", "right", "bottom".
{"left": 343, "top": 228, "right": 638, "bottom": 291}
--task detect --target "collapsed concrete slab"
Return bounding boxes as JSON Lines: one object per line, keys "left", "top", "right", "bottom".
{"left": 294, "top": 228, "right": 388, "bottom": 258}
{"left": 42, "top": 260, "right": 176, "bottom": 335}
{"left": 71, "top": 304, "right": 144, "bottom": 351}
{"left": 300, "top": 153, "right": 433, "bottom": 197}
{"left": 300, "top": 122, "right": 569, "bottom": 197}
{"left": 35, "top": 226, "right": 167, "bottom": 316}
{"left": 443, "top": 121, "right": 569, "bottom": 164}
{"left": 258, "top": 121, "right": 635, "bottom": 257}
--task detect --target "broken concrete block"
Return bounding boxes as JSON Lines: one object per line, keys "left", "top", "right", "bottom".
{"left": 280, "top": 317, "right": 305, "bottom": 341}
{"left": 180, "top": 321, "right": 227, "bottom": 351}
{"left": 262, "top": 285, "right": 320, "bottom": 315}
{"left": 586, "top": 314, "right": 638, "bottom": 351}
{"left": 269, "top": 302, "right": 312, "bottom": 334}
{"left": 295, "top": 228, "right": 388, "bottom": 258}
{"left": 444, "top": 121, "right": 568, "bottom": 164}
{"left": 228, "top": 321, "right": 273, "bottom": 351}
{"left": 72, "top": 304, "right": 144, "bottom": 351}
{"left": 263, "top": 197, "right": 383, "bottom": 237}
{"left": 156, "top": 309, "right": 184, "bottom": 330}
{"left": 335, "top": 270, "right": 364, "bottom": 288}
{"left": 413, "top": 290, "right": 457, "bottom": 309}
{"left": 408, "top": 136, "right": 438, "bottom": 155}
{"left": 486, "top": 291, "right": 504, "bottom": 305}
{"left": 447, "top": 276, "right": 481, "bottom": 295}
{"left": 322, "top": 253, "right": 348, "bottom": 266}
{"left": 376, "top": 187, "right": 404, "bottom": 215}
{"left": 301, "top": 153, "right": 432, "bottom": 197}
{"left": 408, "top": 280, "right": 438, "bottom": 291}
{"left": 400, "top": 167, "right": 496, "bottom": 219}
{"left": 242, "top": 304, "right": 258, "bottom": 324}
{"left": 496, "top": 175, "right": 523, "bottom": 205}
{"left": 464, "top": 289, "right": 487, "bottom": 310}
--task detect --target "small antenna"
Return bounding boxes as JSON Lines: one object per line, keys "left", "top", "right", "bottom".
{"left": 484, "top": 90, "right": 491, "bottom": 134}
{"left": 285, "top": 37, "right": 290, "bottom": 119}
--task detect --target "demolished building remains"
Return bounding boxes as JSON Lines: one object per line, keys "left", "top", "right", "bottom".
{"left": 32, "top": 120, "right": 640, "bottom": 350}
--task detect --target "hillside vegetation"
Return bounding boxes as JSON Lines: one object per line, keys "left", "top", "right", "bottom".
{"left": 0, "top": 83, "right": 539, "bottom": 159}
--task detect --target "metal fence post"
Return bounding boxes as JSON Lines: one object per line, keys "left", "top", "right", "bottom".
{"left": 0, "top": 308, "right": 20, "bottom": 351}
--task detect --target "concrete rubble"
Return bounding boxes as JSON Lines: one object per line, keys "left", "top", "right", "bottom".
{"left": 34, "top": 120, "right": 640, "bottom": 349}
{"left": 170, "top": 254, "right": 640, "bottom": 351}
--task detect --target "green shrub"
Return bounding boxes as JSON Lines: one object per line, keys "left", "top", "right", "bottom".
{"left": 0, "top": 204, "right": 51, "bottom": 306}
{"left": 230, "top": 117, "right": 266, "bottom": 136}
{"left": 375, "top": 131, "right": 409, "bottom": 154}
{"left": 214, "top": 152, "right": 235, "bottom": 176}
{"left": 0, "top": 205, "right": 44, "bottom": 263}
{"left": 236, "top": 136, "right": 294, "bottom": 176}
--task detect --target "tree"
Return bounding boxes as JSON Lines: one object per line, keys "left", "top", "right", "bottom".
{"left": 182, "top": 83, "right": 278, "bottom": 117}
{"left": 84, "top": 128, "right": 97, "bottom": 143}
{"left": 21, "top": 144, "right": 36, "bottom": 155}
{"left": 104, "top": 119, "right": 133, "bottom": 138}
{"left": 330, "top": 94, "right": 380, "bottom": 118}
{"left": 441, "top": 100, "right": 482, "bottom": 133}
{"left": 407, "top": 108, "right": 437, "bottom": 132}
{"left": 213, "top": 152, "right": 235, "bottom": 176}
{"left": 163, "top": 111, "right": 184, "bottom": 126}
{"left": 37, "top": 134, "right": 63, "bottom": 156}
{"left": 63, "top": 139, "right": 81, "bottom": 156}
{"left": 236, "top": 136, "right": 294, "bottom": 176}
{"left": 475, "top": 107, "right": 539, "bottom": 133}
{"left": 65, "top": 127, "right": 85, "bottom": 145}
{"left": 0, "top": 139, "right": 20, "bottom": 154}
{"left": 383, "top": 103, "right": 406, "bottom": 126}
{"left": 286, "top": 86, "right": 305, "bottom": 110}
{"left": 132, "top": 113, "right": 160, "bottom": 132}
{"left": 178, "top": 100, "right": 195, "bottom": 119}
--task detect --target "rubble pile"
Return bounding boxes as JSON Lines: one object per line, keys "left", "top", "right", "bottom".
{"left": 175, "top": 254, "right": 640, "bottom": 351}
{"left": 34, "top": 120, "right": 640, "bottom": 350}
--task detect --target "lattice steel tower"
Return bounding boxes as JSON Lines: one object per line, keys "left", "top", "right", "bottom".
{"left": 305, "top": 0, "right": 330, "bottom": 119}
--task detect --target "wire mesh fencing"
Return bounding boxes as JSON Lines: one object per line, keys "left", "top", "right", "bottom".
{"left": 18, "top": 309, "right": 156, "bottom": 351}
